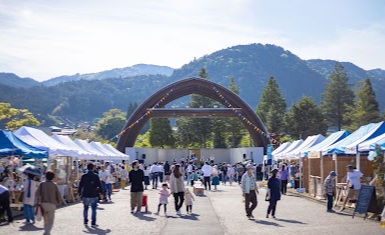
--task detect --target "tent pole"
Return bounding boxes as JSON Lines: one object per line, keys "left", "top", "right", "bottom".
{"left": 356, "top": 152, "right": 360, "bottom": 171}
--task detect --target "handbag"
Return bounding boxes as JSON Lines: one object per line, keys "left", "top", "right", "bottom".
{"left": 265, "top": 189, "right": 271, "bottom": 201}
{"left": 18, "top": 191, "right": 24, "bottom": 203}
{"left": 35, "top": 204, "right": 44, "bottom": 221}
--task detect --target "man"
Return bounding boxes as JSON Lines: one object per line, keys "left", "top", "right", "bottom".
{"left": 129, "top": 160, "right": 145, "bottom": 214}
{"left": 164, "top": 161, "right": 171, "bottom": 182}
{"left": 340, "top": 165, "right": 363, "bottom": 211}
{"left": 201, "top": 162, "right": 213, "bottom": 190}
{"left": 78, "top": 163, "right": 102, "bottom": 227}
{"left": 186, "top": 162, "right": 193, "bottom": 186}
{"left": 241, "top": 164, "right": 259, "bottom": 219}
{"left": 0, "top": 184, "right": 13, "bottom": 223}
{"left": 158, "top": 162, "right": 164, "bottom": 183}
{"left": 279, "top": 164, "right": 289, "bottom": 195}
{"left": 237, "top": 164, "right": 245, "bottom": 184}
{"left": 98, "top": 166, "right": 110, "bottom": 202}
{"left": 150, "top": 162, "right": 160, "bottom": 189}
{"left": 220, "top": 162, "right": 228, "bottom": 185}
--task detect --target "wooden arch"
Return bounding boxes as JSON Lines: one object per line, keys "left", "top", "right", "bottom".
{"left": 116, "top": 77, "right": 270, "bottom": 151}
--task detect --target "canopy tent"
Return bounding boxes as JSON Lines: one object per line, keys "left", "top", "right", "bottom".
{"left": 323, "top": 122, "right": 380, "bottom": 156}
{"left": 51, "top": 134, "right": 95, "bottom": 159}
{"left": 14, "top": 126, "right": 79, "bottom": 157}
{"left": 274, "top": 139, "right": 303, "bottom": 160}
{"left": 358, "top": 132, "right": 385, "bottom": 152}
{"left": 73, "top": 139, "right": 108, "bottom": 160}
{"left": 345, "top": 121, "right": 385, "bottom": 154}
{"left": 89, "top": 141, "right": 123, "bottom": 161}
{"left": 305, "top": 130, "right": 350, "bottom": 158}
{"left": 0, "top": 130, "right": 48, "bottom": 159}
{"left": 287, "top": 134, "right": 326, "bottom": 159}
{"left": 272, "top": 142, "right": 291, "bottom": 159}
{"left": 102, "top": 144, "right": 130, "bottom": 160}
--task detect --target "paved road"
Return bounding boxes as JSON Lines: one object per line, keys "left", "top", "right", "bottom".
{"left": 0, "top": 183, "right": 383, "bottom": 235}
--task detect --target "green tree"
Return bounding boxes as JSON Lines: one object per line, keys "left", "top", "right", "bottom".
{"left": 0, "top": 102, "right": 40, "bottom": 130}
{"left": 135, "top": 132, "right": 151, "bottom": 148}
{"left": 149, "top": 118, "right": 175, "bottom": 148}
{"left": 284, "top": 97, "right": 327, "bottom": 139}
{"left": 96, "top": 109, "right": 127, "bottom": 140}
{"left": 175, "top": 118, "right": 200, "bottom": 148}
{"left": 226, "top": 77, "right": 245, "bottom": 147}
{"left": 126, "top": 102, "right": 138, "bottom": 119}
{"left": 344, "top": 78, "right": 381, "bottom": 132}
{"left": 212, "top": 118, "right": 228, "bottom": 148}
{"left": 256, "top": 76, "right": 286, "bottom": 134}
{"left": 321, "top": 62, "right": 355, "bottom": 130}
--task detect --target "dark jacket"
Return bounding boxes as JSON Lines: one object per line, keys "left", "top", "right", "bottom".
{"left": 164, "top": 163, "right": 171, "bottom": 175}
{"left": 78, "top": 171, "right": 102, "bottom": 198}
{"left": 268, "top": 177, "right": 281, "bottom": 202}
{"left": 129, "top": 169, "right": 144, "bottom": 192}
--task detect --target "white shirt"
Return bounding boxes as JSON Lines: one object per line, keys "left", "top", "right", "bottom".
{"left": 151, "top": 165, "right": 160, "bottom": 173}
{"left": 187, "top": 165, "right": 193, "bottom": 173}
{"left": 202, "top": 165, "right": 213, "bottom": 177}
{"left": 348, "top": 170, "right": 363, "bottom": 190}
{"left": 99, "top": 170, "right": 109, "bottom": 183}
{"left": 121, "top": 169, "right": 128, "bottom": 179}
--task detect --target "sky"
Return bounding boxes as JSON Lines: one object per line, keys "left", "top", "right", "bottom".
{"left": 1, "top": 0, "right": 385, "bottom": 81}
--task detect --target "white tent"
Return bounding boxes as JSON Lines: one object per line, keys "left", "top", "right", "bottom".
{"left": 14, "top": 126, "right": 79, "bottom": 157}
{"left": 73, "top": 139, "right": 108, "bottom": 160}
{"left": 89, "top": 141, "right": 123, "bottom": 161}
{"left": 275, "top": 139, "right": 303, "bottom": 160}
{"left": 272, "top": 142, "right": 291, "bottom": 160}
{"left": 287, "top": 134, "right": 326, "bottom": 159}
{"left": 358, "top": 132, "right": 385, "bottom": 152}
{"left": 51, "top": 135, "right": 95, "bottom": 160}
{"left": 102, "top": 144, "right": 130, "bottom": 160}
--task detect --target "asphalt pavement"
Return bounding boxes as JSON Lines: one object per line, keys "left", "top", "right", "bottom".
{"left": 0, "top": 182, "right": 383, "bottom": 235}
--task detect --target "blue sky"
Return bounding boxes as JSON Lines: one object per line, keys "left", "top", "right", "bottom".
{"left": 1, "top": 0, "right": 385, "bottom": 81}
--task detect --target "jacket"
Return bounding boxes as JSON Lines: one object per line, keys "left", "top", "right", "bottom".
{"left": 78, "top": 171, "right": 102, "bottom": 198}
{"left": 35, "top": 181, "right": 63, "bottom": 206}
{"left": 241, "top": 172, "right": 257, "bottom": 194}
{"left": 170, "top": 174, "right": 185, "bottom": 194}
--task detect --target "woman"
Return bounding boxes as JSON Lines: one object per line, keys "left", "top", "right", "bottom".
{"left": 266, "top": 168, "right": 281, "bottom": 218}
{"left": 169, "top": 164, "right": 185, "bottom": 215}
{"left": 35, "top": 170, "right": 65, "bottom": 235}
{"left": 22, "top": 173, "right": 39, "bottom": 223}
{"left": 279, "top": 165, "right": 289, "bottom": 195}
{"left": 227, "top": 165, "right": 235, "bottom": 186}
{"left": 211, "top": 165, "right": 220, "bottom": 191}
{"left": 120, "top": 166, "right": 128, "bottom": 190}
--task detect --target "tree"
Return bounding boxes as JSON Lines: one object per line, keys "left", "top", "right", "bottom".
{"left": 344, "top": 78, "right": 381, "bottom": 132}
{"left": 321, "top": 62, "right": 355, "bottom": 130}
{"left": 226, "top": 77, "right": 245, "bottom": 147}
{"left": 96, "top": 109, "right": 127, "bottom": 140}
{"left": 189, "top": 68, "right": 214, "bottom": 148}
{"left": 126, "top": 102, "right": 138, "bottom": 119}
{"left": 212, "top": 118, "right": 228, "bottom": 148}
{"left": 256, "top": 76, "right": 286, "bottom": 134}
{"left": 284, "top": 97, "right": 327, "bottom": 139}
{"left": 149, "top": 118, "right": 175, "bottom": 148}
{"left": 0, "top": 102, "right": 40, "bottom": 130}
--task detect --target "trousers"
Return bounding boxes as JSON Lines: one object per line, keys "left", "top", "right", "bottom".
{"left": 245, "top": 190, "right": 257, "bottom": 216}
{"left": 41, "top": 202, "right": 56, "bottom": 235}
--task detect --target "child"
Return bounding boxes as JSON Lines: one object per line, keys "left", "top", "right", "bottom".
{"left": 155, "top": 183, "right": 170, "bottom": 216}
{"left": 143, "top": 165, "right": 151, "bottom": 190}
{"left": 190, "top": 170, "right": 199, "bottom": 187}
{"left": 323, "top": 171, "right": 337, "bottom": 212}
{"left": 185, "top": 188, "right": 195, "bottom": 214}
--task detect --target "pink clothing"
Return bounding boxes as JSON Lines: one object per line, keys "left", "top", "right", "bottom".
{"left": 185, "top": 191, "right": 194, "bottom": 206}
{"left": 159, "top": 189, "right": 170, "bottom": 204}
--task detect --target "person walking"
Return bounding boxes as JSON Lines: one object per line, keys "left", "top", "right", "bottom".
{"left": 279, "top": 164, "right": 289, "bottom": 195}
{"left": 158, "top": 162, "right": 164, "bottom": 183}
{"left": 78, "top": 163, "right": 102, "bottom": 227}
{"left": 266, "top": 169, "right": 281, "bottom": 218}
{"left": 128, "top": 160, "right": 145, "bottom": 214}
{"left": 35, "top": 170, "right": 65, "bottom": 235}
{"left": 164, "top": 161, "right": 171, "bottom": 182}
{"left": 120, "top": 166, "right": 128, "bottom": 190}
{"left": 150, "top": 162, "right": 160, "bottom": 189}
{"left": 22, "top": 173, "right": 39, "bottom": 223}
{"left": 98, "top": 166, "right": 109, "bottom": 202}
{"left": 154, "top": 183, "right": 170, "bottom": 216}
{"left": 0, "top": 184, "right": 13, "bottom": 223}
{"left": 211, "top": 165, "right": 220, "bottom": 191}
{"left": 169, "top": 164, "right": 185, "bottom": 215}
{"left": 185, "top": 188, "right": 195, "bottom": 214}
{"left": 220, "top": 162, "right": 228, "bottom": 185}
{"left": 323, "top": 171, "right": 337, "bottom": 212}
{"left": 201, "top": 162, "right": 212, "bottom": 190}
{"left": 143, "top": 165, "right": 151, "bottom": 190}
{"left": 227, "top": 165, "right": 235, "bottom": 186}
{"left": 339, "top": 165, "right": 363, "bottom": 211}
{"left": 241, "top": 164, "right": 259, "bottom": 219}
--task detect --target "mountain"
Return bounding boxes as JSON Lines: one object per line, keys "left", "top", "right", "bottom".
{"left": 1, "top": 43, "right": 384, "bottom": 127}
{"left": 0, "top": 73, "right": 39, "bottom": 88}
{"left": 41, "top": 64, "right": 174, "bottom": 86}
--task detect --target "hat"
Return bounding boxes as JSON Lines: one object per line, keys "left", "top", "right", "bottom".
{"left": 246, "top": 164, "right": 254, "bottom": 169}
{"left": 346, "top": 165, "right": 354, "bottom": 169}
{"left": 270, "top": 168, "right": 278, "bottom": 174}
{"left": 329, "top": 171, "right": 337, "bottom": 177}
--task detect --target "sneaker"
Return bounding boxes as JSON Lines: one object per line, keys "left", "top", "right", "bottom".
{"left": 266, "top": 214, "right": 269, "bottom": 218}
{"left": 131, "top": 210, "right": 134, "bottom": 214}
{"left": 154, "top": 212, "right": 159, "bottom": 215}
{"left": 84, "top": 220, "right": 88, "bottom": 225}
{"left": 272, "top": 215, "right": 276, "bottom": 219}
{"left": 249, "top": 215, "right": 254, "bottom": 219}
{"left": 91, "top": 224, "right": 98, "bottom": 227}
